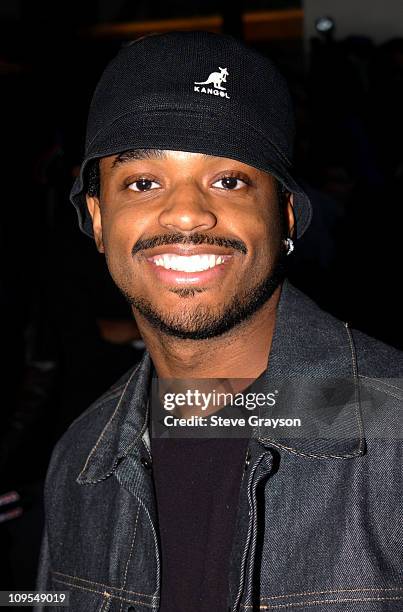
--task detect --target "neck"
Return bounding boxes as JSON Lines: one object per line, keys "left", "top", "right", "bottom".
{"left": 133, "top": 283, "right": 282, "bottom": 381}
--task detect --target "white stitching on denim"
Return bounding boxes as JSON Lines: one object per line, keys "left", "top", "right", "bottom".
{"left": 244, "top": 451, "right": 274, "bottom": 607}
{"left": 119, "top": 503, "right": 141, "bottom": 612}
{"left": 363, "top": 384, "right": 403, "bottom": 402}
{"left": 255, "top": 439, "right": 363, "bottom": 460}
{"left": 344, "top": 322, "right": 366, "bottom": 455}
{"left": 142, "top": 437, "right": 152, "bottom": 460}
{"left": 231, "top": 451, "right": 269, "bottom": 611}
{"left": 77, "top": 365, "right": 140, "bottom": 480}
{"left": 123, "top": 400, "right": 151, "bottom": 460}
{"left": 259, "top": 586, "right": 403, "bottom": 600}
{"left": 52, "top": 571, "right": 154, "bottom": 598}
{"left": 52, "top": 577, "right": 157, "bottom": 608}
{"left": 359, "top": 376, "right": 403, "bottom": 401}
{"left": 68, "top": 388, "right": 125, "bottom": 431}
{"left": 137, "top": 499, "right": 160, "bottom": 598}
{"left": 359, "top": 375, "right": 403, "bottom": 397}
{"left": 249, "top": 596, "right": 403, "bottom": 609}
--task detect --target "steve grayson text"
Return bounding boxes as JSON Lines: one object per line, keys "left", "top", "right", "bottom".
{"left": 163, "top": 415, "right": 301, "bottom": 428}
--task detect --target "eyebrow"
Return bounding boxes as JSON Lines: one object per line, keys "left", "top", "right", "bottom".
{"left": 110, "top": 148, "right": 213, "bottom": 170}
{"left": 111, "top": 149, "right": 167, "bottom": 169}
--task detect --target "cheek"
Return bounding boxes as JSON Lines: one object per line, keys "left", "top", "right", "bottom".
{"left": 100, "top": 219, "right": 138, "bottom": 286}
{"left": 241, "top": 208, "right": 283, "bottom": 263}
{"left": 99, "top": 206, "right": 159, "bottom": 291}
{"left": 103, "top": 245, "right": 133, "bottom": 294}
{"left": 100, "top": 199, "right": 149, "bottom": 257}
{"left": 102, "top": 223, "right": 131, "bottom": 269}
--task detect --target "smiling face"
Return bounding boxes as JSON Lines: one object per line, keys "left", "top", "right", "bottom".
{"left": 86, "top": 150, "right": 294, "bottom": 340}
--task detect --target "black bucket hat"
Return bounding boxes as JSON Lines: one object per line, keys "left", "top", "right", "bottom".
{"left": 70, "top": 30, "right": 312, "bottom": 238}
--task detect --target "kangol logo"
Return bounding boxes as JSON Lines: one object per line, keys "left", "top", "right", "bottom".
{"left": 194, "top": 67, "right": 230, "bottom": 99}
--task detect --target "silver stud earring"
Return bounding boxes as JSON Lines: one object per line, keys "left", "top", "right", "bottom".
{"left": 284, "top": 237, "right": 294, "bottom": 255}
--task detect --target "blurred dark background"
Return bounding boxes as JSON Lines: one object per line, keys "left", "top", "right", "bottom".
{"left": 1, "top": 0, "right": 403, "bottom": 599}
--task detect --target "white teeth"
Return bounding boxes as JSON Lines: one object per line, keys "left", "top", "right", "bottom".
{"left": 152, "top": 254, "right": 227, "bottom": 272}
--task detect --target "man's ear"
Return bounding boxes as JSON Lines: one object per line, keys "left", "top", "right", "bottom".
{"left": 86, "top": 195, "right": 105, "bottom": 252}
{"left": 286, "top": 193, "right": 296, "bottom": 239}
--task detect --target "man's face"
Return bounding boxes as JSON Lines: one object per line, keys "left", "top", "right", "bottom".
{"left": 86, "top": 150, "right": 294, "bottom": 340}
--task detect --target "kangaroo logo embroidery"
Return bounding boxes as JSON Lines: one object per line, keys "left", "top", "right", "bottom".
{"left": 194, "top": 67, "right": 230, "bottom": 99}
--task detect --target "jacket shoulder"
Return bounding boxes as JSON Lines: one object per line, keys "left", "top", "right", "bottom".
{"left": 286, "top": 281, "right": 403, "bottom": 389}
{"left": 350, "top": 326, "right": 403, "bottom": 381}
{"left": 68, "top": 364, "right": 138, "bottom": 430}
{"left": 44, "top": 364, "right": 139, "bottom": 485}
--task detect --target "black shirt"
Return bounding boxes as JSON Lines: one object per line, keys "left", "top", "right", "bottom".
{"left": 150, "top": 393, "right": 253, "bottom": 612}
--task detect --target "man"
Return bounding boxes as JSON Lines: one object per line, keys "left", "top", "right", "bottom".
{"left": 37, "top": 32, "right": 403, "bottom": 611}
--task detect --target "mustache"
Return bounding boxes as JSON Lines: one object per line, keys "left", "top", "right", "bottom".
{"left": 131, "top": 233, "right": 248, "bottom": 256}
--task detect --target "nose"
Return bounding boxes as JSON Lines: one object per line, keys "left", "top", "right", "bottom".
{"left": 158, "top": 182, "right": 217, "bottom": 233}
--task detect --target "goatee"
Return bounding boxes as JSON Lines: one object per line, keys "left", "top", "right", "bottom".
{"left": 122, "top": 253, "right": 287, "bottom": 340}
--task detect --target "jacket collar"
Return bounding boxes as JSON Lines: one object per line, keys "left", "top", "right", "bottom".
{"left": 77, "top": 280, "right": 365, "bottom": 484}
{"left": 255, "top": 280, "right": 365, "bottom": 458}
{"left": 76, "top": 353, "right": 153, "bottom": 484}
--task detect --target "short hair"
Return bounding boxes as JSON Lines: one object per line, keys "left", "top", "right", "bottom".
{"left": 86, "top": 158, "right": 100, "bottom": 198}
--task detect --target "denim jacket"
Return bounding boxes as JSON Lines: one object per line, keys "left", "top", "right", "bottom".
{"left": 36, "top": 280, "right": 403, "bottom": 611}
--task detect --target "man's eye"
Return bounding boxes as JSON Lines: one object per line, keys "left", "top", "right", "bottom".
{"left": 128, "top": 179, "right": 160, "bottom": 192}
{"left": 212, "top": 177, "right": 246, "bottom": 190}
